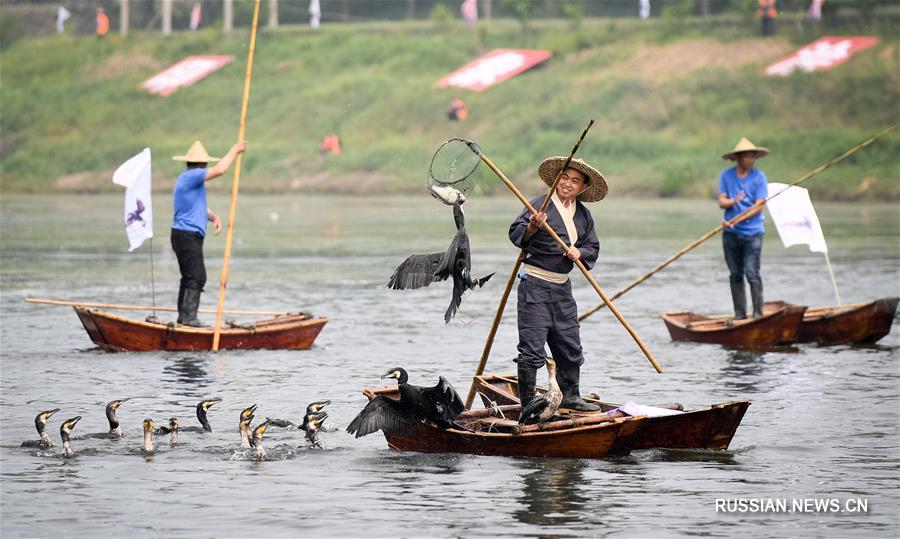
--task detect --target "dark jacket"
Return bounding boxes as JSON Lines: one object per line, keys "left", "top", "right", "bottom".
{"left": 509, "top": 196, "right": 600, "bottom": 274}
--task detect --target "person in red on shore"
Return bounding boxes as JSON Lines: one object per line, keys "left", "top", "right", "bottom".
{"left": 319, "top": 133, "right": 342, "bottom": 156}
{"left": 96, "top": 8, "right": 109, "bottom": 38}
{"left": 757, "top": 0, "right": 777, "bottom": 36}
{"left": 447, "top": 98, "right": 469, "bottom": 122}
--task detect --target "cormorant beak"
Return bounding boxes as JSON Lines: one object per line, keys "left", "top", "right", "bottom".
{"left": 253, "top": 420, "right": 270, "bottom": 439}
{"left": 64, "top": 416, "right": 82, "bottom": 431}
{"left": 41, "top": 409, "right": 61, "bottom": 422}
{"left": 545, "top": 358, "right": 556, "bottom": 369}
{"left": 241, "top": 404, "right": 258, "bottom": 420}
{"left": 110, "top": 399, "right": 129, "bottom": 410}
{"left": 144, "top": 418, "right": 155, "bottom": 431}
{"left": 169, "top": 418, "right": 180, "bottom": 430}
{"left": 381, "top": 370, "right": 400, "bottom": 380}
{"left": 203, "top": 398, "right": 223, "bottom": 410}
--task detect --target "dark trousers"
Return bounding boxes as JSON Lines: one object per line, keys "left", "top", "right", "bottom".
{"left": 171, "top": 229, "right": 207, "bottom": 300}
{"left": 723, "top": 232, "right": 763, "bottom": 286}
{"left": 516, "top": 276, "right": 585, "bottom": 370}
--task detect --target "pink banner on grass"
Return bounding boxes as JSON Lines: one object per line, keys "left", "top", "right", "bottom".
{"left": 142, "top": 55, "right": 234, "bottom": 96}
{"left": 435, "top": 48, "right": 552, "bottom": 92}
{"left": 764, "top": 36, "right": 879, "bottom": 77}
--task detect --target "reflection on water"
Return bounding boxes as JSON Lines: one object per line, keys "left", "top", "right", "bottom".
{"left": 1, "top": 194, "right": 898, "bottom": 538}
{"left": 514, "top": 458, "right": 590, "bottom": 528}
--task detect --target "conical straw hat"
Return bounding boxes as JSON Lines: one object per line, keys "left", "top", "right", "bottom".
{"left": 173, "top": 140, "right": 221, "bottom": 162}
{"left": 722, "top": 137, "right": 770, "bottom": 161}
{"left": 537, "top": 157, "right": 608, "bottom": 203}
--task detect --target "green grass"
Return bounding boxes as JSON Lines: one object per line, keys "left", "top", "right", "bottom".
{"left": 1, "top": 16, "right": 898, "bottom": 199}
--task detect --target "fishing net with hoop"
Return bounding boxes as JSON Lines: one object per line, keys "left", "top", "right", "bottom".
{"left": 426, "top": 138, "right": 484, "bottom": 205}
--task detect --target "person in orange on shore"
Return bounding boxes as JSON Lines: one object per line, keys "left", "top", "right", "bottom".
{"left": 757, "top": 0, "right": 777, "bottom": 36}
{"left": 447, "top": 99, "right": 469, "bottom": 122}
{"left": 319, "top": 133, "right": 342, "bottom": 156}
{"left": 96, "top": 8, "right": 110, "bottom": 38}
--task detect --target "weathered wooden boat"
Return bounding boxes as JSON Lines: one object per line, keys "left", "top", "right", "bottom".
{"left": 766, "top": 297, "right": 899, "bottom": 346}
{"left": 361, "top": 377, "right": 749, "bottom": 458}
{"left": 660, "top": 302, "right": 807, "bottom": 348}
{"left": 74, "top": 307, "right": 328, "bottom": 352}
{"left": 472, "top": 374, "right": 749, "bottom": 452}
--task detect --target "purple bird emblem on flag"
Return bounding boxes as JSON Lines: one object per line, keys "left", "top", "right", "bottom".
{"left": 126, "top": 199, "right": 146, "bottom": 227}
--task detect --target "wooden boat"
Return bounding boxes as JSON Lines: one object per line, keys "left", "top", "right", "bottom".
{"left": 74, "top": 307, "right": 328, "bottom": 352}
{"left": 660, "top": 302, "right": 807, "bottom": 348}
{"left": 360, "top": 377, "right": 749, "bottom": 458}
{"left": 766, "top": 297, "right": 899, "bottom": 345}
{"left": 472, "top": 374, "right": 749, "bottom": 452}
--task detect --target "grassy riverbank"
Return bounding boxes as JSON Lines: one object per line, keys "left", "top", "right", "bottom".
{"left": 1, "top": 14, "right": 898, "bottom": 199}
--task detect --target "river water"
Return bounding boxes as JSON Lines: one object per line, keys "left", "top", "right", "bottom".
{"left": 1, "top": 193, "right": 898, "bottom": 538}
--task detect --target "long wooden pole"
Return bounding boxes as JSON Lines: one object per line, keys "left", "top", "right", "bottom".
{"left": 578, "top": 123, "right": 900, "bottom": 322}
{"left": 26, "top": 298, "right": 290, "bottom": 317}
{"left": 475, "top": 149, "right": 664, "bottom": 374}
{"left": 212, "top": 0, "right": 262, "bottom": 352}
{"left": 464, "top": 120, "right": 594, "bottom": 409}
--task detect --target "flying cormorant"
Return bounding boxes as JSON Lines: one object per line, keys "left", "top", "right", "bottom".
{"left": 387, "top": 198, "right": 493, "bottom": 323}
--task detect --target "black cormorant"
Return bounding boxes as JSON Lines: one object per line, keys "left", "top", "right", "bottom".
{"left": 80, "top": 399, "right": 129, "bottom": 439}
{"left": 387, "top": 199, "right": 494, "bottom": 323}
{"left": 346, "top": 367, "right": 465, "bottom": 438}
{"left": 179, "top": 398, "right": 222, "bottom": 433}
{"left": 153, "top": 417, "right": 180, "bottom": 445}
{"left": 59, "top": 416, "right": 82, "bottom": 457}
{"left": 518, "top": 359, "right": 562, "bottom": 427}
{"left": 142, "top": 418, "right": 155, "bottom": 454}
{"left": 239, "top": 404, "right": 257, "bottom": 448}
{"left": 250, "top": 420, "right": 271, "bottom": 460}
{"left": 20, "top": 409, "right": 60, "bottom": 449}
{"left": 304, "top": 413, "right": 327, "bottom": 448}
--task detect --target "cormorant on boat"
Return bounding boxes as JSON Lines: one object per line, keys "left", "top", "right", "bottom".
{"left": 518, "top": 359, "right": 562, "bottom": 427}
{"left": 250, "top": 420, "right": 271, "bottom": 460}
{"left": 21, "top": 409, "right": 60, "bottom": 449}
{"left": 142, "top": 418, "right": 155, "bottom": 454}
{"left": 153, "top": 417, "right": 180, "bottom": 445}
{"left": 387, "top": 199, "right": 494, "bottom": 323}
{"left": 346, "top": 367, "right": 465, "bottom": 438}
{"left": 59, "top": 416, "right": 82, "bottom": 457}
{"left": 239, "top": 404, "right": 257, "bottom": 448}
{"left": 179, "top": 398, "right": 222, "bottom": 433}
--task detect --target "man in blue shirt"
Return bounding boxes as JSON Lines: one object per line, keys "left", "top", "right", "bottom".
{"left": 718, "top": 137, "right": 769, "bottom": 319}
{"left": 171, "top": 140, "right": 246, "bottom": 327}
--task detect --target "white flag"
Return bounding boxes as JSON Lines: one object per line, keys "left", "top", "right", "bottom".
{"left": 57, "top": 6, "right": 71, "bottom": 34}
{"left": 113, "top": 148, "right": 153, "bottom": 252}
{"left": 766, "top": 182, "right": 828, "bottom": 253}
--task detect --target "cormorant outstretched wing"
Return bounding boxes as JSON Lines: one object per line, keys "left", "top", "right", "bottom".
{"left": 266, "top": 418, "right": 296, "bottom": 428}
{"left": 421, "top": 376, "right": 465, "bottom": 423}
{"left": 519, "top": 395, "right": 550, "bottom": 425}
{"left": 387, "top": 252, "right": 446, "bottom": 290}
{"left": 346, "top": 395, "right": 420, "bottom": 438}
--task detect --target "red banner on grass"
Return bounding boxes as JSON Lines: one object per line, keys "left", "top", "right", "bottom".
{"left": 142, "top": 55, "right": 234, "bottom": 96}
{"left": 435, "top": 48, "right": 552, "bottom": 92}
{"left": 764, "top": 36, "right": 879, "bottom": 77}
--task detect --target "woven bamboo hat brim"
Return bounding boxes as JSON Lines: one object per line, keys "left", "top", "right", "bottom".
{"left": 722, "top": 137, "right": 770, "bottom": 161}
{"left": 538, "top": 157, "right": 608, "bottom": 203}
{"left": 173, "top": 140, "right": 221, "bottom": 162}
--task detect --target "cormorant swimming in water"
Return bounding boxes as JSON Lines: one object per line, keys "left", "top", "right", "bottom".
{"left": 179, "top": 398, "right": 221, "bottom": 433}
{"left": 518, "top": 358, "right": 562, "bottom": 427}
{"left": 239, "top": 404, "right": 257, "bottom": 448}
{"left": 387, "top": 199, "right": 494, "bottom": 322}
{"left": 21, "top": 409, "right": 60, "bottom": 449}
{"left": 142, "top": 418, "right": 155, "bottom": 454}
{"left": 346, "top": 368, "right": 465, "bottom": 438}
{"left": 250, "top": 420, "right": 271, "bottom": 460}
{"left": 304, "top": 413, "right": 327, "bottom": 448}
{"left": 153, "top": 418, "right": 180, "bottom": 445}
{"left": 59, "top": 416, "right": 82, "bottom": 457}
{"left": 81, "top": 399, "right": 129, "bottom": 439}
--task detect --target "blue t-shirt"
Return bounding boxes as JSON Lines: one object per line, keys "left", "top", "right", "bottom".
{"left": 172, "top": 168, "right": 208, "bottom": 236}
{"left": 718, "top": 167, "right": 768, "bottom": 237}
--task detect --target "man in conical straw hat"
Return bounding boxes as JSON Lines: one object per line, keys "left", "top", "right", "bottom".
{"left": 718, "top": 137, "right": 770, "bottom": 320}
{"left": 170, "top": 139, "right": 246, "bottom": 327}
{"left": 509, "top": 156, "right": 608, "bottom": 413}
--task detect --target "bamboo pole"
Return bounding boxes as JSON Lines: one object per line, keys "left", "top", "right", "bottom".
{"left": 26, "top": 298, "right": 291, "bottom": 317}
{"left": 474, "top": 148, "right": 664, "bottom": 374}
{"left": 578, "top": 123, "right": 900, "bottom": 322}
{"left": 212, "top": 0, "right": 262, "bottom": 351}
{"left": 464, "top": 120, "right": 594, "bottom": 409}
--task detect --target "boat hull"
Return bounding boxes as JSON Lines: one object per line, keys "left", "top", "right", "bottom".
{"left": 780, "top": 297, "right": 898, "bottom": 345}
{"left": 473, "top": 375, "right": 749, "bottom": 451}
{"left": 74, "top": 307, "right": 328, "bottom": 352}
{"left": 661, "top": 303, "right": 806, "bottom": 348}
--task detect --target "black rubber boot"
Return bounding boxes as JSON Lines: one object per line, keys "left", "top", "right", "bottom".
{"left": 516, "top": 363, "right": 537, "bottom": 412}
{"left": 176, "top": 285, "right": 185, "bottom": 324}
{"left": 730, "top": 280, "right": 747, "bottom": 320}
{"left": 750, "top": 281, "right": 764, "bottom": 319}
{"left": 180, "top": 288, "right": 208, "bottom": 328}
{"left": 556, "top": 363, "right": 601, "bottom": 412}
